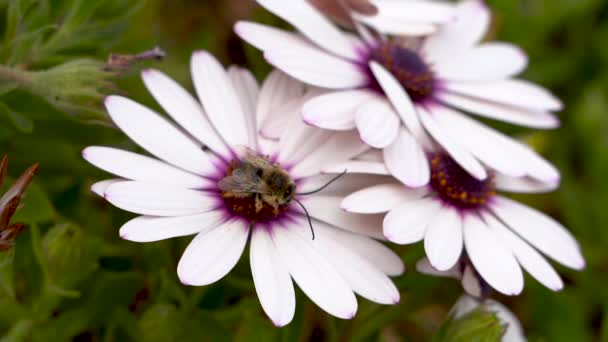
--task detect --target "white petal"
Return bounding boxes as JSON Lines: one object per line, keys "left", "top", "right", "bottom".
{"left": 367, "top": 0, "right": 454, "bottom": 23}
{"left": 445, "top": 79, "right": 563, "bottom": 112}
{"left": 257, "top": 69, "right": 305, "bottom": 127}
{"left": 83, "top": 146, "right": 211, "bottom": 188}
{"left": 423, "top": 0, "right": 490, "bottom": 63}
{"left": 256, "top": 0, "right": 358, "bottom": 60}
{"left": 384, "top": 198, "right": 441, "bottom": 245}
{"left": 434, "top": 43, "right": 527, "bottom": 81}
{"left": 104, "top": 96, "right": 213, "bottom": 175}
{"left": 321, "top": 227, "right": 404, "bottom": 276}
{"left": 272, "top": 221, "right": 358, "bottom": 319}
{"left": 307, "top": 221, "right": 400, "bottom": 305}
{"left": 369, "top": 62, "right": 425, "bottom": 139}
{"left": 141, "top": 69, "right": 229, "bottom": 156}
{"left": 491, "top": 196, "right": 585, "bottom": 270}
{"left": 355, "top": 97, "right": 400, "bottom": 148}
{"left": 119, "top": 211, "right": 225, "bottom": 243}
{"left": 463, "top": 215, "right": 524, "bottom": 295}
{"left": 266, "top": 49, "right": 367, "bottom": 89}
{"left": 290, "top": 131, "right": 368, "bottom": 179}
{"left": 104, "top": 181, "right": 218, "bottom": 216}
{"left": 278, "top": 113, "right": 333, "bottom": 165}
{"left": 341, "top": 183, "right": 423, "bottom": 214}
{"left": 300, "top": 195, "right": 384, "bottom": 239}
{"left": 495, "top": 174, "right": 559, "bottom": 194}
{"left": 383, "top": 129, "right": 430, "bottom": 187}
{"left": 427, "top": 105, "right": 527, "bottom": 177}
{"left": 354, "top": 14, "right": 437, "bottom": 36}
{"left": 250, "top": 228, "right": 296, "bottom": 327}
{"left": 322, "top": 161, "right": 389, "bottom": 175}
{"left": 482, "top": 212, "right": 564, "bottom": 291}
{"left": 191, "top": 51, "right": 250, "bottom": 148}
{"left": 303, "top": 90, "right": 375, "bottom": 131}
{"left": 461, "top": 266, "right": 483, "bottom": 298}
{"left": 260, "top": 97, "right": 305, "bottom": 139}
{"left": 235, "top": 21, "right": 310, "bottom": 55}
{"left": 415, "top": 257, "right": 460, "bottom": 279}
{"left": 436, "top": 91, "right": 560, "bottom": 129}
{"left": 297, "top": 173, "right": 393, "bottom": 197}
{"left": 228, "top": 66, "right": 260, "bottom": 149}
{"left": 424, "top": 206, "right": 464, "bottom": 271}
{"left": 418, "top": 107, "right": 487, "bottom": 180}
{"left": 178, "top": 219, "right": 249, "bottom": 286}
{"left": 91, "top": 179, "right": 121, "bottom": 197}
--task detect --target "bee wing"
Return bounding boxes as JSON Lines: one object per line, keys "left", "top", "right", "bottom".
{"left": 218, "top": 167, "right": 270, "bottom": 194}
{"left": 243, "top": 155, "right": 275, "bottom": 170}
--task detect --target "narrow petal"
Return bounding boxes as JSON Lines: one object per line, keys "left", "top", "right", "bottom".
{"left": 383, "top": 129, "right": 430, "bottom": 187}
{"left": 444, "top": 79, "right": 563, "bottom": 112}
{"left": 306, "top": 221, "right": 400, "bottom": 305}
{"left": 290, "top": 131, "right": 368, "bottom": 179}
{"left": 495, "top": 174, "right": 559, "bottom": 194}
{"left": 228, "top": 66, "right": 260, "bottom": 149}
{"left": 265, "top": 49, "right": 367, "bottom": 89}
{"left": 191, "top": 51, "right": 250, "bottom": 148}
{"left": 341, "top": 183, "right": 424, "bottom": 214}
{"left": 354, "top": 14, "right": 437, "bottom": 36}
{"left": 321, "top": 226, "right": 405, "bottom": 276}
{"left": 463, "top": 215, "right": 524, "bottom": 295}
{"left": 178, "top": 219, "right": 249, "bottom": 286}
{"left": 83, "top": 146, "right": 211, "bottom": 189}
{"left": 434, "top": 43, "right": 527, "bottom": 81}
{"left": 272, "top": 222, "right": 358, "bottom": 319}
{"left": 300, "top": 195, "right": 384, "bottom": 239}
{"left": 119, "top": 211, "right": 225, "bottom": 243}
{"left": 424, "top": 206, "right": 464, "bottom": 271}
{"left": 91, "top": 179, "right": 121, "bottom": 197}
{"left": 436, "top": 91, "right": 560, "bottom": 129}
{"left": 461, "top": 266, "right": 483, "bottom": 298}
{"left": 427, "top": 106, "right": 527, "bottom": 177}
{"left": 250, "top": 228, "right": 296, "bottom": 327}
{"left": 257, "top": 69, "right": 305, "bottom": 127}
{"left": 369, "top": 62, "right": 425, "bottom": 139}
{"left": 278, "top": 114, "right": 333, "bottom": 165}
{"left": 423, "top": 0, "right": 490, "bottom": 62}
{"left": 256, "top": 0, "right": 359, "bottom": 60}
{"left": 235, "top": 21, "right": 310, "bottom": 55}
{"left": 384, "top": 198, "right": 441, "bottom": 244}
{"left": 261, "top": 97, "right": 305, "bottom": 139}
{"left": 141, "top": 69, "right": 228, "bottom": 156}
{"left": 303, "top": 90, "right": 375, "bottom": 131}
{"left": 482, "top": 212, "right": 564, "bottom": 291}
{"left": 104, "top": 181, "right": 218, "bottom": 216}
{"left": 355, "top": 97, "right": 400, "bottom": 148}
{"left": 415, "top": 257, "right": 461, "bottom": 279}
{"left": 297, "top": 173, "right": 393, "bottom": 198}
{"left": 418, "top": 107, "right": 487, "bottom": 180}
{"left": 104, "top": 96, "right": 213, "bottom": 175}
{"left": 370, "top": 0, "right": 454, "bottom": 23}
{"left": 322, "top": 161, "right": 389, "bottom": 175}
{"left": 491, "top": 196, "right": 585, "bottom": 270}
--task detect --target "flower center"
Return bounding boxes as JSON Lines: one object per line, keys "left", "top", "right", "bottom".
{"left": 369, "top": 43, "right": 435, "bottom": 102}
{"left": 219, "top": 155, "right": 295, "bottom": 224}
{"left": 429, "top": 154, "right": 495, "bottom": 210}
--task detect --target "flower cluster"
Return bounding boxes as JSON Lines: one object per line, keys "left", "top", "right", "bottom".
{"left": 84, "top": 0, "right": 585, "bottom": 335}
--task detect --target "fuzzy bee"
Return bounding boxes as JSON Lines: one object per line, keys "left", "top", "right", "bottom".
{"left": 219, "top": 148, "right": 346, "bottom": 240}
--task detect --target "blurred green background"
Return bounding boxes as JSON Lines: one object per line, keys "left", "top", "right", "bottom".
{"left": 0, "top": 0, "right": 607, "bottom": 340}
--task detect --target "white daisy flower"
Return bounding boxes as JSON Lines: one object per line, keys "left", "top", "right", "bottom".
{"left": 83, "top": 51, "right": 405, "bottom": 326}
{"left": 450, "top": 295, "right": 527, "bottom": 342}
{"left": 235, "top": 0, "right": 562, "bottom": 187}
{"left": 340, "top": 152, "right": 584, "bottom": 296}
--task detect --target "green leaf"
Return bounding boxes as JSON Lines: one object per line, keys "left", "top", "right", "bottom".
{"left": 432, "top": 308, "right": 507, "bottom": 342}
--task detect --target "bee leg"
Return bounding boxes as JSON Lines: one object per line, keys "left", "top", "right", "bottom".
{"left": 255, "top": 194, "right": 264, "bottom": 213}
{"left": 272, "top": 203, "right": 279, "bottom": 216}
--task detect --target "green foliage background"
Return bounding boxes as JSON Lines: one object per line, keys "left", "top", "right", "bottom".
{"left": 0, "top": 0, "right": 607, "bottom": 340}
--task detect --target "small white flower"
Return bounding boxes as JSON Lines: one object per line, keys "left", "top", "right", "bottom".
{"left": 341, "top": 153, "right": 584, "bottom": 296}
{"left": 235, "top": 0, "right": 562, "bottom": 187}
{"left": 451, "top": 295, "right": 527, "bottom": 342}
{"left": 83, "top": 51, "right": 405, "bottom": 326}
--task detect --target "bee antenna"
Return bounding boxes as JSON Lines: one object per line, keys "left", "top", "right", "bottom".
{"left": 296, "top": 169, "right": 347, "bottom": 196}
{"left": 294, "top": 198, "right": 315, "bottom": 240}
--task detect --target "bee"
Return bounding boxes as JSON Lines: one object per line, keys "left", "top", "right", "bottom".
{"left": 219, "top": 153, "right": 296, "bottom": 216}
{"left": 219, "top": 148, "right": 346, "bottom": 240}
